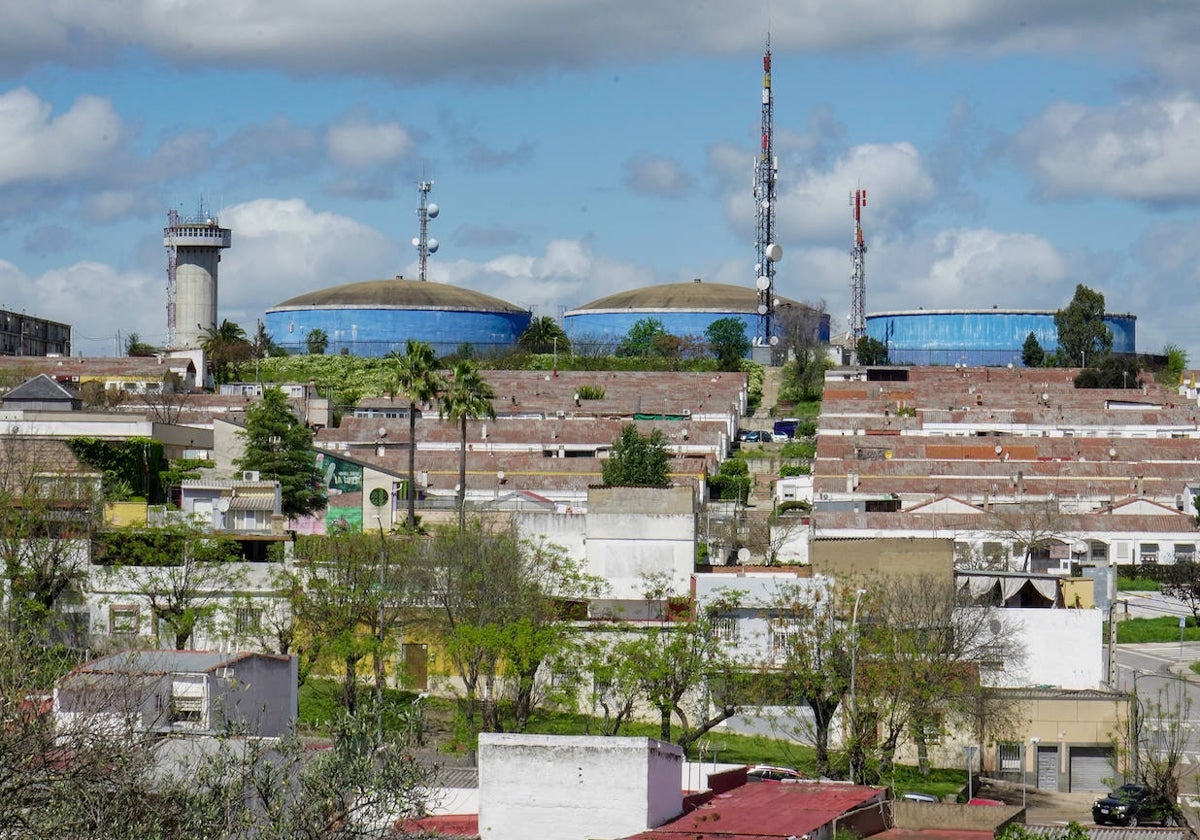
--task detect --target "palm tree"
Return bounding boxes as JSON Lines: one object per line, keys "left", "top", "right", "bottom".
{"left": 439, "top": 359, "right": 496, "bottom": 531}
{"left": 199, "top": 319, "right": 252, "bottom": 385}
{"left": 518, "top": 316, "right": 569, "bottom": 355}
{"left": 389, "top": 340, "right": 446, "bottom": 530}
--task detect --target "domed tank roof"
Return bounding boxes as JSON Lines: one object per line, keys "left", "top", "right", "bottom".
{"left": 571, "top": 279, "right": 799, "bottom": 313}
{"left": 271, "top": 278, "right": 527, "bottom": 313}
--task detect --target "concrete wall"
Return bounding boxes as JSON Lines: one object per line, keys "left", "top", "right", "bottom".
{"left": 811, "top": 536, "right": 955, "bottom": 580}
{"left": 477, "top": 734, "right": 683, "bottom": 840}
{"left": 988, "top": 607, "right": 1104, "bottom": 690}
{"left": 585, "top": 486, "right": 696, "bottom": 600}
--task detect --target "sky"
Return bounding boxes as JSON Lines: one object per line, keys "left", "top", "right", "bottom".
{"left": 2, "top": 1, "right": 1200, "bottom": 362}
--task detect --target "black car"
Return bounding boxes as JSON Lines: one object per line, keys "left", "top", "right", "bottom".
{"left": 1092, "top": 784, "right": 1181, "bottom": 827}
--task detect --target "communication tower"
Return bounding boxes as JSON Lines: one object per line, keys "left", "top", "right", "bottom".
{"left": 163, "top": 201, "right": 231, "bottom": 349}
{"left": 412, "top": 180, "right": 440, "bottom": 281}
{"left": 753, "top": 41, "right": 783, "bottom": 346}
{"left": 849, "top": 188, "right": 868, "bottom": 344}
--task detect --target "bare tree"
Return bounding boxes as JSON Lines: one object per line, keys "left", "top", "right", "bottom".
{"left": 988, "top": 499, "right": 1070, "bottom": 572}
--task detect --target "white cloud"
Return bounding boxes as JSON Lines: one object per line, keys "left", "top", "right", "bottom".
{"left": 723, "top": 142, "right": 936, "bottom": 246}
{"left": 624, "top": 153, "right": 693, "bottom": 198}
{"left": 217, "top": 198, "right": 396, "bottom": 321}
{"left": 326, "top": 118, "right": 414, "bottom": 169}
{"left": 0, "top": 88, "right": 124, "bottom": 186}
{"left": 1014, "top": 95, "right": 1200, "bottom": 202}
{"left": 1, "top": 2, "right": 1190, "bottom": 80}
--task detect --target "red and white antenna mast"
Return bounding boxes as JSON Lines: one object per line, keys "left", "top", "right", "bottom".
{"left": 849, "top": 188, "right": 868, "bottom": 344}
{"left": 753, "top": 38, "right": 783, "bottom": 349}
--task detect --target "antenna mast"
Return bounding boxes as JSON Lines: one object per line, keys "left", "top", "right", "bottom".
{"left": 849, "top": 188, "right": 868, "bottom": 344}
{"left": 753, "top": 40, "right": 782, "bottom": 348}
{"left": 413, "top": 180, "right": 440, "bottom": 281}
{"left": 165, "top": 208, "right": 179, "bottom": 349}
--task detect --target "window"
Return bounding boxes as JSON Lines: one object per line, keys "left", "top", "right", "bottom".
{"left": 171, "top": 695, "right": 204, "bottom": 725}
{"left": 997, "top": 742, "right": 1021, "bottom": 777}
{"left": 234, "top": 607, "right": 263, "bottom": 636}
{"left": 1140, "top": 543, "right": 1160, "bottom": 565}
{"left": 1174, "top": 544, "right": 1195, "bottom": 564}
{"left": 769, "top": 618, "right": 801, "bottom": 661}
{"left": 109, "top": 605, "right": 140, "bottom": 636}
{"left": 711, "top": 616, "right": 739, "bottom": 644}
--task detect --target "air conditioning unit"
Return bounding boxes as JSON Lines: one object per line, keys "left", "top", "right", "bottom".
{"left": 556, "top": 410, "right": 566, "bottom": 419}
{"left": 242, "top": 470, "right": 260, "bottom": 481}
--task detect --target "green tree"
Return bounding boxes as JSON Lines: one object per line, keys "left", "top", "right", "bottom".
{"left": 427, "top": 526, "right": 602, "bottom": 756}
{"left": 518, "top": 315, "right": 569, "bottom": 355}
{"left": 616, "top": 317, "right": 668, "bottom": 358}
{"left": 284, "top": 532, "right": 417, "bottom": 714}
{"left": 390, "top": 340, "right": 446, "bottom": 530}
{"left": 1054, "top": 284, "right": 1112, "bottom": 367}
{"left": 769, "top": 585, "right": 852, "bottom": 778}
{"left": 1157, "top": 344, "right": 1189, "bottom": 385}
{"left": 237, "top": 387, "right": 326, "bottom": 518}
{"left": 306, "top": 327, "right": 330, "bottom": 355}
{"left": 602, "top": 424, "right": 671, "bottom": 487}
{"left": 704, "top": 317, "right": 751, "bottom": 370}
{"left": 439, "top": 360, "right": 496, "bottom": 531}
{"left": 251, "top": 320, "right": 285, "bottom": 358}
{"left": 1074, "top": 354, "right": 1141, "bottom": 388}
{"left": 93, "top": 522, "right": 245, "bottom": 649}
{"left": 124, "top": 331, "right": 156, "bottom": 357}
{"left": 1021, "top": 332, "right": 1045, "bottom": 367}
{"left": 608, "top": 583, "right": 740, "bottom": 750}
{"left": 199, "top": 319, "right": 254, "bottom": 384}
{"left": 855, "top": 335, "right": 889, "bottom": 366}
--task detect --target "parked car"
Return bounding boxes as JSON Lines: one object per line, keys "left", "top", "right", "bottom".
{"left": 901, "top": 792, "right": 939, "bottom": 803}
{"left": 738, "top": 430, "right": 762, "bottom": 443}
{"left": 1092, "top": 784, "right": 1180, "bottom": 826}
{"left": 746, "top": 764, "right": 803, "bottom": 782}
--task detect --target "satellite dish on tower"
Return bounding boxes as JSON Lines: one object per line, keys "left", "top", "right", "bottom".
{"left": 755, "top": 275, "right": 771, "bottom": 291}
{"left": 757, "top": 304, "right": 768, "bottom": 315}
{"left": 428, "top": 238, "right": 439, "bottom": 253}
{"left": 427, "top": 203, "right": 439, "bottom": 218}
{"left": 411, "top": 237, "right": 421, "bottom": 248}
{"left": 765, "top": 243, "right": 783, "bottom": 262}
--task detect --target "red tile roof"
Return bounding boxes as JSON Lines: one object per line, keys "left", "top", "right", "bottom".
{"left": 625, "top": 783, "right": 885, "bottom": 839}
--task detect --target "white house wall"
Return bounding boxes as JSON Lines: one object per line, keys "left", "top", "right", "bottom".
{"left": 477, "top": 734, "right": 682, "bottom": 840}
{"left": 982, "top": 607, "right": 1103, "bottom": 690}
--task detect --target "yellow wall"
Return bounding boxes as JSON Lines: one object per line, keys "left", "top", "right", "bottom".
{"left": 105, "top": 501, "right": 147, "bottom": 526}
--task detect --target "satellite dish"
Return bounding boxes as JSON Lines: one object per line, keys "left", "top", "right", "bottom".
{"left": 737, "top": 547, "right": 751, "bottom": 563}
{"left": 765, "top": 242, "right": 783, "bottom": 262}
{"left": 755, "top": 275, "right": 771, "bottom": 291}
{"left": 411, "top": 237, "right": 421, "bottom": 247}
{"left": 427, "top": 203, "right": 439, "bottom": 218}
{"left": 769, "top": 335, "right": 779, "bottom": 346}
{"left": 216, "top": 497, "right": 230, "bottom": 513}
{"left": 760, "top": 200, "right": 770, "bottom": 211}
{"left": 757, "top": 304, "right": 768, "bottom": 315}
{"left": 427, "top": 238, "right": 439, "bottom": 253}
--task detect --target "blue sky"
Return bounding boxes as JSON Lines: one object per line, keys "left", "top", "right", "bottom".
{"left": 2, "top": 1, "right": 1200, "bottom": 363}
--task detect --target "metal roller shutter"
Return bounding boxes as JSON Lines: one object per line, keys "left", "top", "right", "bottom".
{"left": 1069, "top": 746, "right": 1114, "bottom": 792}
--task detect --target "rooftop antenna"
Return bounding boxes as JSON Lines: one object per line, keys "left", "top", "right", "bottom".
{"left": 849, "top": 187, "right": 868, "bottom": 345}
{"left": 413, "top": 180, "right": 440, "bottom": 281}
{"left": 753, "top": 36, "right": 783, "bottom": 348}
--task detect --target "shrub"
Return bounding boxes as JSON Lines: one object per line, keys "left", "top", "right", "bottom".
{"left": 576, "top": 385, "right": 605, "bottom": 400}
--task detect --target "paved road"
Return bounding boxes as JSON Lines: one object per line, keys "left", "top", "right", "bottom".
{"left": 1114, "top": 645, "right": 1200, "bottom": 773}
{"left": 1117, "top": 591, "right": 1194, "bottom": 621}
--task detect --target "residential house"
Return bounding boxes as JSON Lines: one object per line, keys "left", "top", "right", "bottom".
{"left": 54, "top": 649, "right": 297, "bottom": 738}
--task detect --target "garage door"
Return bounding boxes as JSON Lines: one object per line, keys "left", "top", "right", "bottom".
{"left": 1069, "top": 746, "right": 1114, "bottom": 792}
{"left": 1036, "top": 746, "right": 1059, "bottom": 790}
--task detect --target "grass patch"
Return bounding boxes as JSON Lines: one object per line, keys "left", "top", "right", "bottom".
{"left": 1114, "top": 615, "right": 1200, "bottom": 644}
{"left": 1117, "top": 578, "right": 1161, "bottom": 592}
{"left": 298, "top": 678, "right": 424, "bottom": 734}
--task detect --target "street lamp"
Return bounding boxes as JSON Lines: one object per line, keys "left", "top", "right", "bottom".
{"left": 1026, "top": 737, "right": 1040, "bottom": 809}
{"left": 848, "top": 588, "right": 867, "bottom": 784}
{"left": 373, "top": 514, "right": 387, "bottom": 741}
